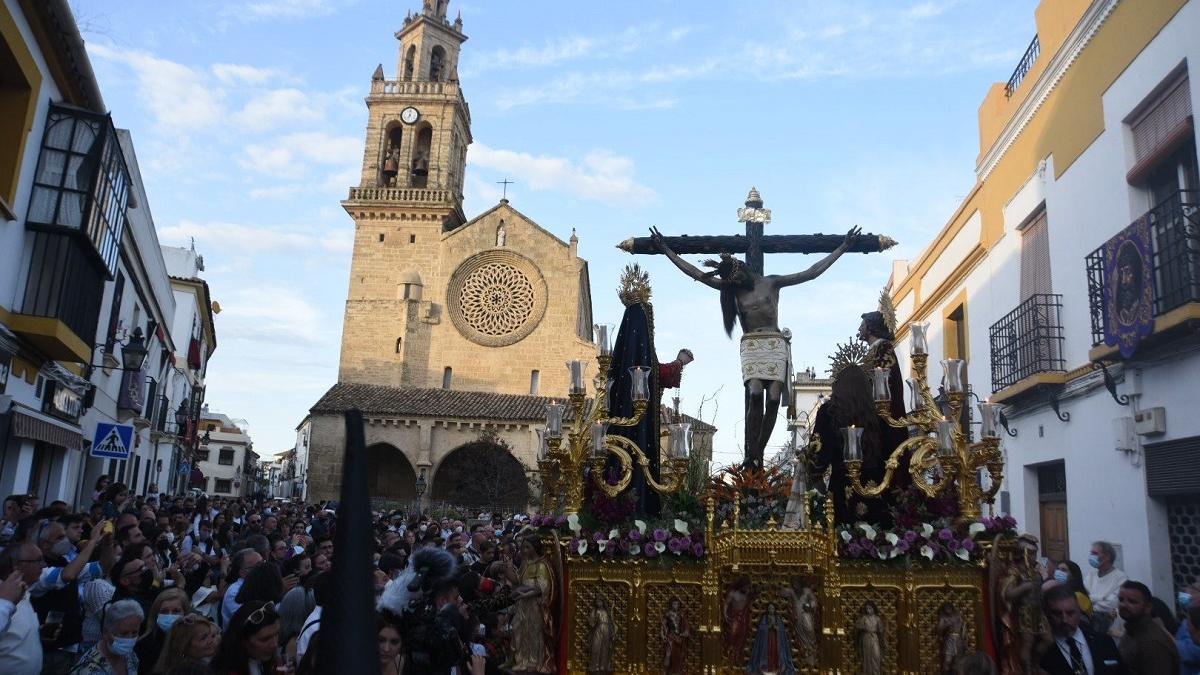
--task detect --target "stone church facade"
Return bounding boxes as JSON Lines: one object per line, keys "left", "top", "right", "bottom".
{"left": 303, "top": 0, "right": 714, "bottom": 506}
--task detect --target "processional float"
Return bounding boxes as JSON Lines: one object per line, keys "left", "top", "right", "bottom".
{"left": 523, "top": 191, "right": 1041, "bottom": 675}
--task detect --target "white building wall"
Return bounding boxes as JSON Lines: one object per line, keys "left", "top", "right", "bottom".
{"left": 892, "top": 0, "right": 1200, "bottom": 599}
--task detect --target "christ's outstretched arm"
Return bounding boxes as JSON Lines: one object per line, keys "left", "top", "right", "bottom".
{"left": 649, "top": 226, "right": 722, "bottom": 289}
{"left": 772, "top": 226, "right": 861, "bottom": 288}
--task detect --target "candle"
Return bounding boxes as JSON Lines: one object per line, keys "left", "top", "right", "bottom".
{"left": 906, "top": 378, "right": 922, "bottom": 410}
{"left": 979, "top": 400, "right": 999, "bottom": 438}
{"left": 941, "top": 359, "right": 965, "bottom": 393}
{"left": 910, "top": 322, "right": 930, "bottom": 355}
{"left": 544, "top": 403, "right": 565, "bottom": 438}
{"left": 872, "top": 367, "right": 891, "bottom": 402}
{"left": 668, "top": 422, "right": 693, "bottom": 459}
{"left": 936, "top": 419, "right": 956, "bottom": 459}
{"left": 842, "top": 425, "right": 864, "bottom": 462}
{"left": 567, "top": 360, "right": 588, "bottom": 395}
{"left": 672, "top": 395, "right": 681, "bottom": 420}
{"left": 629, "top": 366, "right": 650, "bottom": 402}
{"left": 593, "top": 323, "right": 613, "bottom": 356}
{"left": 591, "top": 422, "right": 608, "bottom": 459}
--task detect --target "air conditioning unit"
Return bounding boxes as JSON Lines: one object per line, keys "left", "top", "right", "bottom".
{"left": 1133, "top": 407, "right": 1166, "bottom": 436}
{"left": 1112, "top": 417, "right": 1135, "bottom": 452}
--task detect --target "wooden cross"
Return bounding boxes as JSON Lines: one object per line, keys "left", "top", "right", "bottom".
{"left": 618, "top": 187, "right": 897, "bottom": 275}
{"left": 496, "top": 178, "right": 514, "bottom": 200}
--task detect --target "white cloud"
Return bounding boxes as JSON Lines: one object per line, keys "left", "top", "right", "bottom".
{"left": 160, "top": 219, "right": 352, "bottom": 254}
{"left": 239, "top": 132, "right": 362, "bottom": 177}
{"left": 234, "top": 88, "right": 326, "bottom": 132}
{"left": 468, "top": 143, "right": 655, "bottom": 206}
{"left": 212, "top": 63, "right": 279, "bottom": 85}
{"left": 242, "top": 0, "right": 342, "bottom": 19}
{"left": 464, "top": 23, "right": 665, "bottom": 76}
{"left": 87, "top": 43, "right": 223, "bottom": 129}
{"left": 216, "top": 285, "right": 325, "bottom": 345}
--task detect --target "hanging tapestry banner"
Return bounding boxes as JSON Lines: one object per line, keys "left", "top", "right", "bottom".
{"left": 1103, "top": 215, "right": 1155, "bottom": 358}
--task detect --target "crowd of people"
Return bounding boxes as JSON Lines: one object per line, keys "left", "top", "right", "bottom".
{"left": 2, "top": 478, "right": 1199, "bottom": 675}
{"left": 0, "top": 478, "right": 551, "bottom": 675}
{"left": 1032, "top": 540, "right": 1200, "bottom": 674}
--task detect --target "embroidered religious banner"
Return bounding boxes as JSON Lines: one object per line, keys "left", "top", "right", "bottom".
{"left": 1103, "top": 215, "right": 1155, "bottom": 358}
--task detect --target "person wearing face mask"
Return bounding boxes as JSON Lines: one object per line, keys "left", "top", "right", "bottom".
{"left": 1084, "top": 541, "right": 1128, "bottom": 635}
{"left": 1050, "top": 560, "right": 1094, "bottom": 617}
{"left": 70, "top": 598, "right": 143, "bottom": 675}
{"left": 34, "top": 520, "right": 114, "bottom": 673}
{"left": 133, "top": 588, "right": 190, "bottom": 674}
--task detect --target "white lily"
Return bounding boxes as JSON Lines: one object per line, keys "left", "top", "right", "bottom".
{"left": 608, "top": 528, "right": 620, "bottom": 540}
{"left": 630, "top": 544, "right": 639, "bottom": 556}
{"left": 674, "top": 519, "right": 690, "bottom": 535}
{"left": 859, "top": 523, "right": 877, "bottom": 540}
{"left": 920, "top": 545, "right": 934, "bottom": 560}
{"left": 840, "top": 530, "right": 853, "bottom": 543}
{"left": 576, "top": 540, "right": 587, "bottom": 555}
{"left": 634, "top": 519, "right": 648, "bottom": 534}
{"left": 884, "top": 532, "right": 899, "bottom": 546}
{"left": 888, "top": 547, "right": 899, "bottom": 559}
{"left": 597, "top": 540, "right": 607, "bottom": 553}
{"left": 955, "top": 547, "right": 970, "bottom": 561}
{"left": 968, "top": 522, "right": 986, "bottom": 537}
{"left": 567, "top": 514, "right": 582, "bottom": 534}
{"left": 920, "top": 522, "right": 934, "bottom": 538}
{"left": 655, "top": 541, "right": 666, "bottom": 554}
{"left": 876, "top": 549, "right": 887, "bottom": 560}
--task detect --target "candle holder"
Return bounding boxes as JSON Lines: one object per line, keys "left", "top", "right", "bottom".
{"left": 594, "top": 323, "right": 614, "bottom": 356}
{"left": 538, "top": 356, "right": 689, "bottom": 515}
{"left": 872, "top": 367, "right": 890, "bottom": 402}
{"left": 842, "top": 350, "right": 1005, "bottom": 522}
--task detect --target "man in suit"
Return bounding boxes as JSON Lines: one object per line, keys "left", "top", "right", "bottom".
{"left": 1040, "top": 585, "right": 1128, "bottom": 675}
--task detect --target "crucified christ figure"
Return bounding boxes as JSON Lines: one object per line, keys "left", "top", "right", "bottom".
{"left": 649, "top": 225, "right": 861, "bottom": 469}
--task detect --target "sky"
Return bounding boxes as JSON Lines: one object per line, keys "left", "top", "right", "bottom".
{"left": 71, "top": 0, "right": 1041, "bottom": 467}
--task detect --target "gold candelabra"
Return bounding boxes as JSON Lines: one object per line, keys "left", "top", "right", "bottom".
{"left": 843, "top": 322, "right": 1005, "bottom": 522}
{"left": 538, "top": 333, "right": 694, "bottom": 515}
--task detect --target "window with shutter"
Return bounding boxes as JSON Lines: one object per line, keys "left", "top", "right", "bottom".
{"left": 1020, "top": 210, "right": 1052, "bottom": 300}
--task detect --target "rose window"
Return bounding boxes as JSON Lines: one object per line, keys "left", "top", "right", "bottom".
{"left": 447, "top": 251, "right": 547, "bottom": 347}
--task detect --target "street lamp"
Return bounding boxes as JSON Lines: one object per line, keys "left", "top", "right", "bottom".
{"left": 120, "top": 327, "right": 149, "bottom": 371}
{"left": 175, "top": 401, "right": 189, "bottom": 434}
{"left": 414, "top": 468, "right": 427, "bottom": 498}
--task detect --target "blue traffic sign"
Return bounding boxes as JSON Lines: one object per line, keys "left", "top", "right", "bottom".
{"left": 91, "top": 422, "right": 134, "bottom": 459}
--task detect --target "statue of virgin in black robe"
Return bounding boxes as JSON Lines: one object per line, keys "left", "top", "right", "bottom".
{"left": 607, "top": 300, "right": 662, "bottom": 516}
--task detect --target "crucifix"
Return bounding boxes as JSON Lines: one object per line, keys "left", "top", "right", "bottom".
{"left": 623, "top": 187, "right": 897, "bottom": 470}
{"left": 496, "top": 178, "right": 515, "bottom": 200}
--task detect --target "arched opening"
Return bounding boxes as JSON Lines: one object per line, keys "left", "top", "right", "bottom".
{"left": 429, "top": 46, "right": 445, "bottom": 81}
{"left": 410, "top": 124, "right": 432, "bottom": 188}
{"left": 380, "top": 123, "right": 403, "bottom": 186}
{"left": 430, "top": 440, "right": 531, "bottom": 510}
{"left": 364, "top": 443, "right": 417, "bottom": 503}
{"left": 442, "top": 366, "right": 452, "bottom": 389}
{"left": 403, "top": 45, "right": 416, "bottom": 81}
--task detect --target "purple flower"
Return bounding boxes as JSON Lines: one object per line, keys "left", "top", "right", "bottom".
{"left": 653, "top": 529, "right": 669, "bottom": 542}
{"left": 668, "top": 537, "right": 687, "bottom": 554}
{"left": 568, "top": 537, "right": 580, "bottom": 551}
{"left": 947, "top": 539, "right": 961, "bottom": 552}
{"left": 592, "top": 531, "right": 605, "bottom": 542}
{"left": 555, "top": 515, "right": 568, "bottom": 527}
{"left": 981, "top": 516, "right": 995, "bottom": 529}
{"left": 691, "top": 542, "right": 704, "bottom": 558}
{"left": 616, "top": 540, "right": 630, "bottom": 554}
{"left": 903, "top": 530, "right": 918, "bottom": 543}
{"left": 896, "top": 541, "right": 910, "bottom": 553}
{"left": 627, "top": 529, "right": 642, "bottom": 542}
{"left": 938, "top": 528, "right": 954, "bottom": 541}
{"left": 847, "top": 542, "right": 863, "bottom": 557}
{"left": 643, "top": 542, "right": 658, "bottom": 557}
{"left": 961, "top": 538, "right": 976, "bottom": 552}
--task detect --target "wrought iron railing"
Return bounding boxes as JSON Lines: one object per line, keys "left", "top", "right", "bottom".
{"left": 989, "top": 293, "right": 1065, "bottom": 391}
{"left": 1086, "top": 190, "right": 1200, "bottom": 344}
{"left": 1005, "top": 34, "right": 1041, "bottom": 99}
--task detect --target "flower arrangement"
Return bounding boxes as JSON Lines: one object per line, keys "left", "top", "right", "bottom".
{"left": 837, "top": 514, "right": 1018, "bottom": 563}
{"left": 710, "top": 465, "right": 791, "bottom": 530}
{"left": 566, "top": 517, "right": 705, "bottom": 560}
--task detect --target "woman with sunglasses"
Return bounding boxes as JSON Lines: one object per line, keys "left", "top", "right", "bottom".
{"left": 152, "top": 613, "right": 218, "bottom": 674}
{"left": 211, "top": 601, "right": 282, "bottom": 675}
{"left": 71, "top": 599, "right": 143, "bottom": 675}
{"left": 135, "top": 588, "right": 191, "bottom": 674}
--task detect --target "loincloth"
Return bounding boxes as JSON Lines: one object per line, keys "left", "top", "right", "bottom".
{"left": 740, "top": 331, "right": 792, "bottom": 398}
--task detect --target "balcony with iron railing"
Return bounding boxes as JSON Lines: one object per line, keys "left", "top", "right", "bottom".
{"left": 1005, "top": 35, "right": 1041, "bottom": 99}
{"left": 989, "top": 293, "right": 1066, "bottom": 398}
{"left": 1086, "top": 190, "right": 1200, "bottom": 355}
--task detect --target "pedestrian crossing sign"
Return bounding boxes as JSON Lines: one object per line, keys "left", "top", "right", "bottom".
{"left": 91, "top": 422, "right": 134, "bottom": 459}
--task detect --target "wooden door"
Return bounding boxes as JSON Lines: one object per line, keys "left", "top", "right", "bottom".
{"left": 1039, "top": 501, "right": 1070, "bottom": 563}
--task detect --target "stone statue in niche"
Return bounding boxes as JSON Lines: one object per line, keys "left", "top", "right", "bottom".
{"left": 855, "top": 600, "right": 884, "bottom": 675}
{"left": 661, "top": 596, "right": 689, "bottom": 674}
{"left": 586, "top": 596, "right": 614, "bottom": 674}
{"left": 496, "top": 222, "right": 507, "bottom": 247}
{"left": 934, "top": 601, "right": 969, "bottom": 674}
{"left": 784, "top": 579, "right": 819, "bottom": 666}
